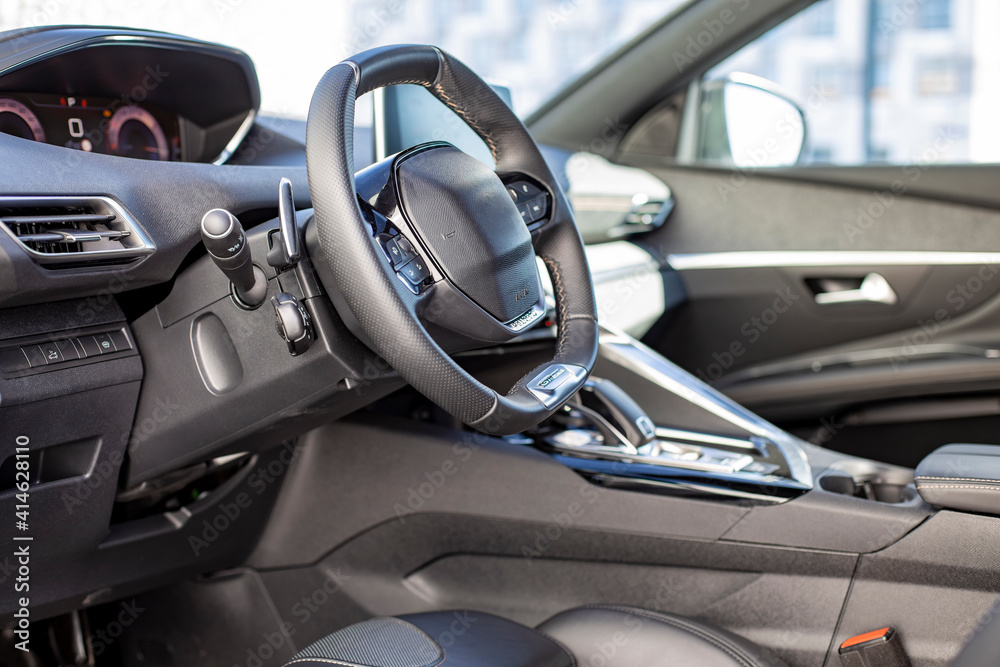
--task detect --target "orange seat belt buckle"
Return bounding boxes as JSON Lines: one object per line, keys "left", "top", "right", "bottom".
{"left": 838, "top": 627, "right": 911, "bottom": 667}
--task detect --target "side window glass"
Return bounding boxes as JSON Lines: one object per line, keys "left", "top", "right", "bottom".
{"left": 701, "top": 0, "right": 982, "bottom": 167}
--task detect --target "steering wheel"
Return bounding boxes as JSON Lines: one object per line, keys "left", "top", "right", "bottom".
{"left": 305, "top": 45, "right": 598, "bottom": 435}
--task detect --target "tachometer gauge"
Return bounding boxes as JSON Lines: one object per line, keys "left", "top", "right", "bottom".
{"left": 0, "top": 97, "right": 45, "bottom": 142}
{"left": 108, "top": 105, "right": 168, "bottom": 160}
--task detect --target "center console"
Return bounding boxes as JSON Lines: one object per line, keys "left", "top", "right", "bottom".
{"left": 514, "top": 326, "right": 815, "bottom": 504}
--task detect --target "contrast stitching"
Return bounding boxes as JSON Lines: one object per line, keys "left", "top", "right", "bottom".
{"left": 284, "top": 659, "right": 369, "bottom": 667}
{"left": 429, "top": 62, "right": 500, "bottom": 161}
{"left": 542, "top": 256, "right": 569, "bottom": 357}
{"left": 284, "top": 650, "right": 443, "bottom": 667}
{"left": 916, "top": 485, "right": 1000, "bottom": 491}
{"left": 915, "top": 476, "right": 1000, "bottom": 483}
{"left": 581, "top": 605, "right": 761, "bottom": 667}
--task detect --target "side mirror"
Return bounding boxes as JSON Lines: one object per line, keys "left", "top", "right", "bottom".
{"left": 698, "top": 73, "right": 806, "bottom": 168}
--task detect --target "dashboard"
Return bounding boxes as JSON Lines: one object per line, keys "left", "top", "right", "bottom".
{"left": 0, "top": 92, "right": 181, "bottom": 160}
{"left": 0, "top": 24, "right": 671, "bottom": 626}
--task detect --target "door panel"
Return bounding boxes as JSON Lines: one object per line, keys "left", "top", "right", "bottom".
{"left": 633, "top": 165, "right": 1000, "bottom": 465}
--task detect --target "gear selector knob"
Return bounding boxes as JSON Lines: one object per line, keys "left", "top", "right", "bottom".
{"left": 201, "top": 208, "right": 267, "bottom": 308}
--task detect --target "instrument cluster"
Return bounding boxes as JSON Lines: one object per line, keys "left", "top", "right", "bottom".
{"left": 0, "top": 93, "right": 181, "bottom": 161}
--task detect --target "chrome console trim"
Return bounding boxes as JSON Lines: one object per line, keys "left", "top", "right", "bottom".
{"left": 598, "top": 325, "right": 814, "bottom": 488}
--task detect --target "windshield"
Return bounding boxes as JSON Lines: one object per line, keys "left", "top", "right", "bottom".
{"left": 0, "top": 0, "right": 688, "bottom": 120}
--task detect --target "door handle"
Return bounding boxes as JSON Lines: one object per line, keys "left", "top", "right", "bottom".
{"left": 813, "top": 273, "right": 898, "bottom": 305}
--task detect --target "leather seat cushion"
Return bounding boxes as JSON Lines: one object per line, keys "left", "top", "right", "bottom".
{"left": 538, "top": 605, "right": 788, "bottom": 667}
{"left": 286, "top": 610, "right": 572, "bottom": 667}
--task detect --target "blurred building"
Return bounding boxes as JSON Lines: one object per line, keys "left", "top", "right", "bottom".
{"left": 711, "top": 0, "right": 990, "bottom": 165}
{"left": 345, "top": 0, "right": 687, "bottom": 116}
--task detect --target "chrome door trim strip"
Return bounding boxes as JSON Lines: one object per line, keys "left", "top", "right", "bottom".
{"left": 668, "top": 251, "right": 1000, "bottom": 270}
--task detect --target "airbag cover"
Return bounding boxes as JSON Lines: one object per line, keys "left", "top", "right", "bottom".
{"left": 395, "top": 145, "right": 539, "bottom": 323}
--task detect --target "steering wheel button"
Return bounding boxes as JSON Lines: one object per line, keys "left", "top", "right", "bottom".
{"left": 395, "top": 235, "right": 415, "bottom": 254}
{"left": 385, "top": 237, "right": 417, "bottom": 268}
{"left": 386, "top": 238, "right": 403, "bottom": 260}
{"left": 517, "top": 203, "right": 532, "bottom": 223}
{"left": 526, "top": 197, "right": 548, "bottom": 221}
{"left": 398, "top": 257, "right": 430, "bottom": 286}
{"left": 510, "top": 181, "right": 541, "bottom": 199}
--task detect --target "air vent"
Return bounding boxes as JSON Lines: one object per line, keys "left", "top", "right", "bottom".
{"left": 0, "top": 196, "right": 154, "bottom": 268}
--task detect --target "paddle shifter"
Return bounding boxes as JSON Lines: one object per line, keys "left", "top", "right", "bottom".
{"left": 200, "top": 208, "right": 268, "bottom": 308}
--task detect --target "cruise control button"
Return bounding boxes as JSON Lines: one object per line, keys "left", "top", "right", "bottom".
{"left": 56, "top": 339, "right": 81, "bottom": 360}
{"left": 395, "top": 235, "right": 417, "bottom": 262}
{"left": 398, "top": 256, "right": 430, "bottom": 286}
{"left": 21, "top": 345, "right": 46, "bottom": 367}
{"left": 385, "top": 238, "right": 405, "bottom": 263}
{"left": 92, "top": 333, "right": 116, "bottom": 355}
{"left": 525, "top": 196, "right": 548, "bottom": 221}
{"left": 388, "top": 237, "right": 417, "bottom": 266}
{"left": 37, "top": 341, "right": 64, "bottom": 364}
{"left": 509, "top": 181, "right": 542, "bottom": 200}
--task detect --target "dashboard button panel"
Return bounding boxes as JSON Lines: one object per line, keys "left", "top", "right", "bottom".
{"left": 0, "top": 326, "right": 137, "bottom": 378}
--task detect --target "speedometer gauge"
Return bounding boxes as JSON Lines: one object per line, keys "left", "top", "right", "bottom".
{"left": 108, "top": 105, "right": 168, "bottom": 160}
{"left": 0, "top": 97, "right": 45, "bottom": 142}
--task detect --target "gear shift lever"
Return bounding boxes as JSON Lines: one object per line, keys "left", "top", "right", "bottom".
{"left": 571, "top": 378, "right": 657, "bottom": 452}
{"left": 551, "top": 378, "right": 755, "bottom": 474}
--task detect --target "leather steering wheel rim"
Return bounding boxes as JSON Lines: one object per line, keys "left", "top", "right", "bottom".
{"left": 305, "top": 44, "right": 598, "bottom": 435}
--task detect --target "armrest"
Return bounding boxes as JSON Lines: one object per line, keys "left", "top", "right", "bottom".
{"left": 914, "top": 444, "right": 1000, "bottom": 514}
